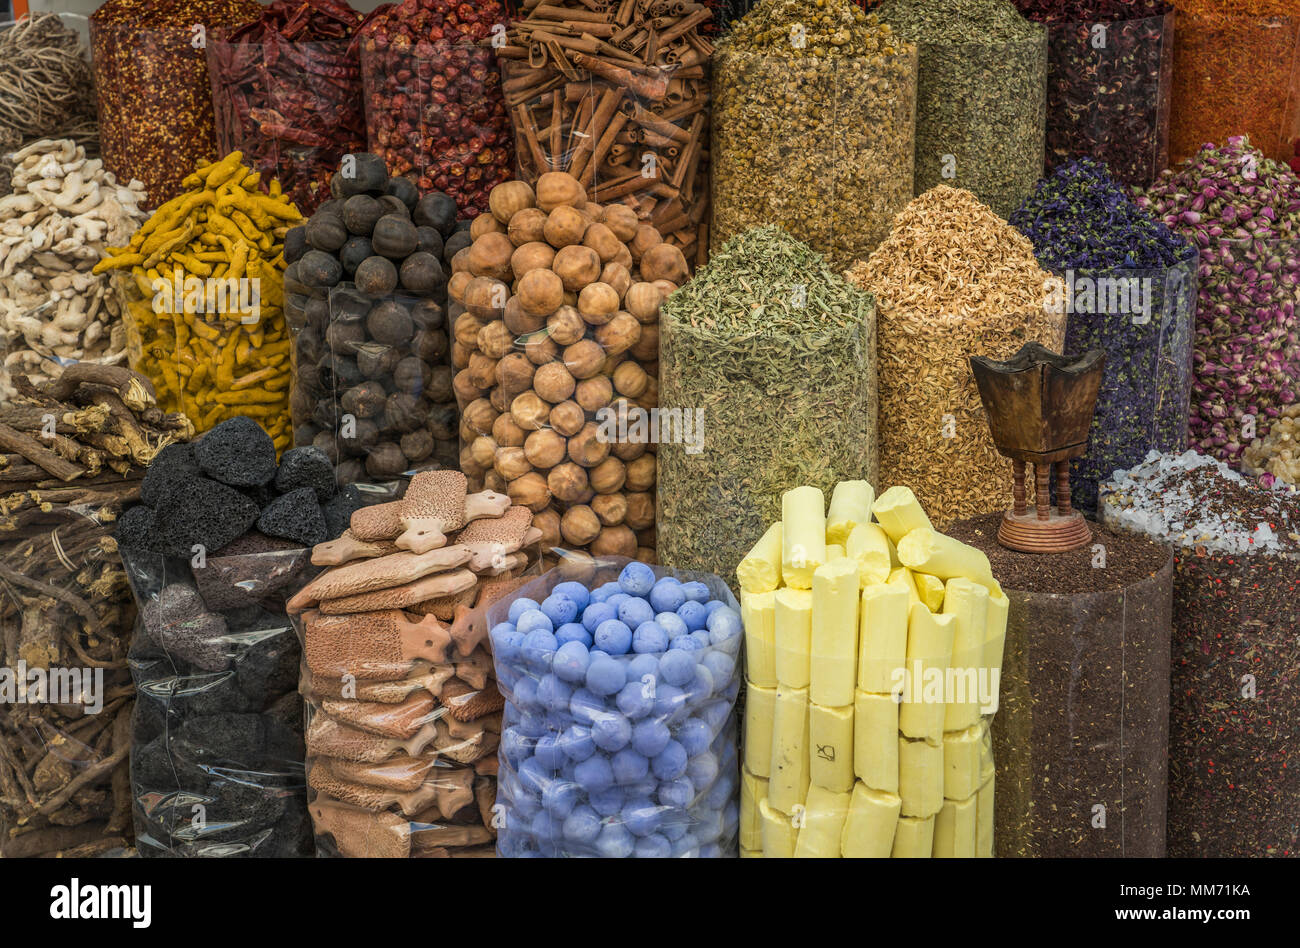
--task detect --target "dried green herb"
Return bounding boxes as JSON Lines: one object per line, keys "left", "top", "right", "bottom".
{"left": 876, "top": 0, "right": 1047, "bottom": 216}
{"left": 657, "top": 225, "right": 878, "bottom": 587}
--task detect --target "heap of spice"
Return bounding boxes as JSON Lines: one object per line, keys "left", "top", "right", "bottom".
{"left": 876, "top": 0, "right": 1046, "bottom": 217}
{"left": 1135, "top": 136, "right": 1300, "bottom": 466}
{"left": 1012, "top": 1, "right": 1173, "bottom": 186}
{"left": 846, "top": 185, "right": 1063, "bottom": 526}
{"left": 90, "top": 0, "right": 265, "bottom": 209}
{"left": 658, "top": 225, "right": 877, "bottom": 585}
{"left": 0, "top": 365, "right": 193, "bottom": 858}
{"left": 1100, "top": 449, "right": 1300, "bottom": 857}
{"left": 500, "top": 0, "right": 716, "bottom": 267}
{"left": 208, "top": 0, "right": 368, "bottom": 216}
{"left": 1167, "top": 2, "right": 1300, "bottom": 164}
{"left": 946, "top": 511, "right": 1173, "bottom": 857}
{"left": 94, "top": 152, "right": 302, "bottom": 454}
{"left": 0, "top": 14, "right": 99, "bottom": 168}
{"left": 711, "top": 0, "right": 918, "bottom": 269}
{"left": 358, "top": 0, "right": 514, "bottom": 217}
{"left": 1010, "top": 157, "right": 1197, "bottom": 511}
{"left": 1242, "top": 403, "right": 1300, "bottom": 486}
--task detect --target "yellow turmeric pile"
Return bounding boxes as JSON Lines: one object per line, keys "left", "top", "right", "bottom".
{"left": 94, "top": 151, "right": 301, "bottom": 452}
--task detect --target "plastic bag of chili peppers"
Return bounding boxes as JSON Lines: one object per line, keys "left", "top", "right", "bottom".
{"left": 208, "top": 0, "right": 369, "bottom": 216}
{"left": 357, "top": 0, "right": 515, "bottom": 218}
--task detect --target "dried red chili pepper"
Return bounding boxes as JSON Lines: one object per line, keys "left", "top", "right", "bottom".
{"left": 208, "top": 0, "right": 368, "bottom": 214}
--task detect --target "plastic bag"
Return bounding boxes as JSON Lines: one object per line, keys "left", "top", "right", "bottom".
{"left": 484, "top": 555, "right": 741, "bottom": 858}
{"left": 0, "top": 500, "right": 137, "bottom": 858}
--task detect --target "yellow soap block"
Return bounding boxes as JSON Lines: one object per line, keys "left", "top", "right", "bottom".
{"left": 985, "top": 580, "right": 1009, "bottom": 681}
{"left": 809, "top": 702, "right": 855, "bottom": 793}
{"left": 841, "top": 782, "right": 902, "bottom": 858}
{"left": 769, "top": 685, "right": 809, "bottom": 814}
{"left": 760, "top": 798, "right": 797, "bottom": 858}
{"left": 854, "top": 690, "right": 899, "bottom": 793}
{"left": 737, "top": 521, "right": 782, "bottom": 593}
{"left": 794, "top": 785, "right": 852, "bottom": 858}
{"left": 781, "top": 485, "right": 826, "bottom": 589}
{"left": 899, "top": 604, "right": 955, "bottom": 742}
{"left": 826, "top": 543, "right": 846, "bottom": 561}
{"left": 774, "top": 588, "right": 812, "bottom": 689}
{"left": 976, "top": 776, "right": 995, "bottom": 857}
{"left": 741, "top": 590, "right": 778, "bottom": 689}
{"left": 743, "top": 680, "right": 776, "bottom": 778}
{"left": 942, "top": 578, "right": 990, "bottom": 731}
{"left": 873, "top": 486, "right": 933, "bottom": 544}
{"left": 890, "top": 815, "right": 935, "bottom": 858}
{"left": 810, "top": 558, "right": 859, "bottom": 707}
{"left": 858, "top": 583, "right": 909, "bottom": 694}
{"left": 887, "top": 567, "right": 920, "bottom": 609}
{"left": 933, "top": 794, "right": 977, "bottom": 858}
{"left": 943, "top": 724, "right": 983, "bottom": 801}
{"left": 896, "top": 527, "right": 996, "bottom": 592}
{"left": 827, "top": 480, "right": 875, "bottom": 545}
{"left": 740, "top": 768, "right": 768, "bottom": 851}
{"left": 898, "top": 736, "right": 943, "bottom": 818}
{"left": 915, "top": 572, "right": 946, "bottom": 612}
{"left": 978, "top": 717, "right": 995, "bottom": 786}
{"left": 741, "top": 846, "right": 762, "bottom": 858}
{"left": 846, "top": 522, "right": 893, "bottom": 587}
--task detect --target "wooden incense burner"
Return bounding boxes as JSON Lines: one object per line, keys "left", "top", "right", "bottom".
{"left": 970, "top": 342, "right": 1106, "bottom": 554}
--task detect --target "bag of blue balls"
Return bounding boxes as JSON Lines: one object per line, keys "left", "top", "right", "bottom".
{"left": 487, "top": 558, "right": 743, "bottom": 858}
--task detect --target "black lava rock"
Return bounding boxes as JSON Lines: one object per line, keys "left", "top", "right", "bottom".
{"left": 140, "top": 443, "right": 199, "bottom": 507}
{"left": 274, "top": 446, "right": 336, "bottom": 502}
{"left": 151, "top": 477, "right": 259, "bottom": 557}
{"left": 257, "top": 488, "right": 328, "bottom": 546}
{"left": 140, "top": 584, "right": 230, "bottom": 671}
{"left": 114, "top": 503, "right": 160, "bottom": 552}
{"left": 321, "top": 483, "right": 363, "bottom": 538}
{"left": 194, "top": 417, "right": 277, "bottom": 487}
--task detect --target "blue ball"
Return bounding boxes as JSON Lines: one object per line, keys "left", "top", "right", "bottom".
{"left": 595, "top": 822, "right": 636, "bottom": 858}
{"left": 569, "top": 687, "right": 606, "bottom": 725}
{"left": 622, "top": 797, "right": 662, "bottom": 837}
{"left": 619, "top": 561, "right": 656, "bottom": 596}
{"left": 698, "top": 699, "right": 731, "bottom": 735}
{"left": 534, "top": 733, "right": 565, "bottom": 771}
{"left": 684, "top": 664, "right": 715, "bottom": 703}
{"left": 668, "top": 634, "right": 703, "bottom": 653}
{"left": 591, "top": 711, "right": 632, "bottom": 752}
{"left": 529, "top": 810, "right": 561, "bottom": 842}
{"left": 702, "top": 652, "right": 735, "bottom": 689}
{"left": 707, "top": 607, "right": 743, "bottom": 650}
{"left": 589, "top": 581, "right": 622, "bottom": 604}
{"left": 517, "top": 756, "right": 550, "bottom": 795}
{"left": 490, "top": 623, "right": 523, "bottom": 662}
{"left": 656, "top": 611, "right": 689, "bottom": 640}
{"left": 594, "top": 619, "right": 633, "bottom": 655}
{"left": 678, "top": 717, "right": 712, "bottom": 757}
{"left": 632, "top": 620, "right": 670, "bottom": 654}
{"left": 558, "top": 724, "right": 595, "bottom": 762}
{"left": 677, "top": 600, "right": 709, "bottom": 631}
{"left": 617, "top": 597, "right": 655, "bottom": 630}
{"left": 658, "top": 777, "right": 695, "bottom": 809}
{"left": 705, "top": 600, "right": 727, "bottom": 615}
{"left": 616, "top": 679, "right": 656, "bottom": 720}
{"left": 552, "top": 580, "right": 592, "bottom": 612}
{"left": 585, "top": 656, "right": 627, "bottom": 696}
{"left": 689, "top": 630, "right": 711, "bottom": 649}
{"left": 699, "top": 843, "right": 722, "bottom": 859}
{"left": 501, "top": 727, "right": 534, "bottom": 767}
{"left": 581, "top": 601, "right": 617, "bottom": 635}
{"left": 623, "top": 778, "right": 659, "bottom": 799}
{"left": 588, "top": 649, "right": 610, "bottom": 662}
{"left": 542, "top": 780, "right": 580, "bottom": 820}
{"left": 552, "top": 640, "right": 591, "bottom": 683}
{"left": 512, "top": 790, "right": 541, "bottom": 821}
{"left": 652, "top": 740, "right": 688, "bottom": 780}
{"left": 606, "top": 593, "right": 631, "bottom": 614}
{"left": 680, "top": 581, "right": 711, "bottom": 603}
{"left": 541, "top": 594, "right": 579, "bottom": 627}
{"left": 515, "top": 709, "right": 548, "bottom": 738}
{"left": 589, "top": 785, "right": 624, "bottom": 816}
{"left": 652, "top": 683, "right": 687, "bottom": 724}
{"left": 708, "top": 772, "right": 736, "bottom": 810}
{"left": 517, "top": 609, "right": 554, "bottom": 636}
{"left": 537, "top": 673, "right": 573, "bottom": 713}
{"left": 562, "top": 804, "right": 602, "bottom": 844}
{"left": 507, "top": 598, "right": 540, "bottom": 623}
{"left": 626, "top": 653, "right": 659, "bottom": 682}
{"left": 670, "top": 832, "right": 700, "bottom": 858}
{"left": 554, "top": 622, "right": 592, "bottom": 648}
{"left": 687, "top": 752, "right": 719, "bottom": 791}
{"left": 513, "top": 676, "right": 541, "bottom": 713}
{"left": 611, "top": 747, "right": 650, "bottom": 784}
{"left": 634, "top": 834, "right": 672, "bottom": 859}
{"left": 659, "top": 648, "right": 696, "bottom": 687}
{"left": 521, "top": 628, "right": 558, "bottom": 671}
{"left": 573, "top": 754, "right": 614, "bottom": 793}
{"left": 631, "top": 718, "right": 671, "bottom": 758}
{"left": 648, "top": 578, "right": 687, "bottom": 614}
{"left": 659, "top": 820, "right": 688, "bottom": 843}
{"left": 496, "top": 665, "right": 522, "bottom": 693}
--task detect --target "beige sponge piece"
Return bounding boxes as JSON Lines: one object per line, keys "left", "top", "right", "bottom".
{"left": 310, "top": 798, "right": 411, "bottom": 858}
{"left": 288, "top": 546, "right": 472, "bottom": 612}
{"left": 396, "top": 471, "right": 470, "bottom": 553}
{"left": 317, "top": 568, "right": 477, "bottom": 615}
{"left": 304, "top": 609, "right": 455, "bottom": 679}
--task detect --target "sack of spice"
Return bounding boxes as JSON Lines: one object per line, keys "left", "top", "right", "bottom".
{"left": 90, "top": 0, "right": 266, "bottom": 210}
{"left": 0, "top": 139, "right": 149, "bottom": 402}
{"left": 875, "top": 0, "right": 1046, "bottom": 218}
{"left": 286, "top": 153, "right": 463, "bottom": 484}
{"left": 0, "top": 365, "right": 193, "bottom": 858}
{"left": 208, "top": 0, "right": 369, "bottom": 216}
{"left": 1010, "top": 157, "right": 1198, "bottom": 512}
{"left": 711, "top": 0, "right": 918, "bottom": 269}
{"left": 93, "top": 151, "right": 303, "bottom": 454}
{"left": 357, "top": 0, "right": 515, "bottom": 218}
{"left": 657, "top": 225, "right": 877, "bottom": 587}
{"left": 1100, "top": 449, "right": 1300, "bottom": 858}
{"left": 1135, "top": 135, "right": 1300, "bottom": 466}
{"left": 115, "top": 416, "right": 368, "bottom": 856}
{"left": 451, "top": 172, "right": 676, "bottom": 563}
{"left": 500, "top": 0, "right": 715, "bottom": 269}
{"left": 485, "top": 556, "right": 740, "bottom": 857}
{"left": 1013, "top": 1, "right": 1174, "bottom": 187}
{"left": 288, "top": 470, "right": 541, "bottom": 858}
{"left": 846, "top": 185, "right": 1065, "bottom": 526}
